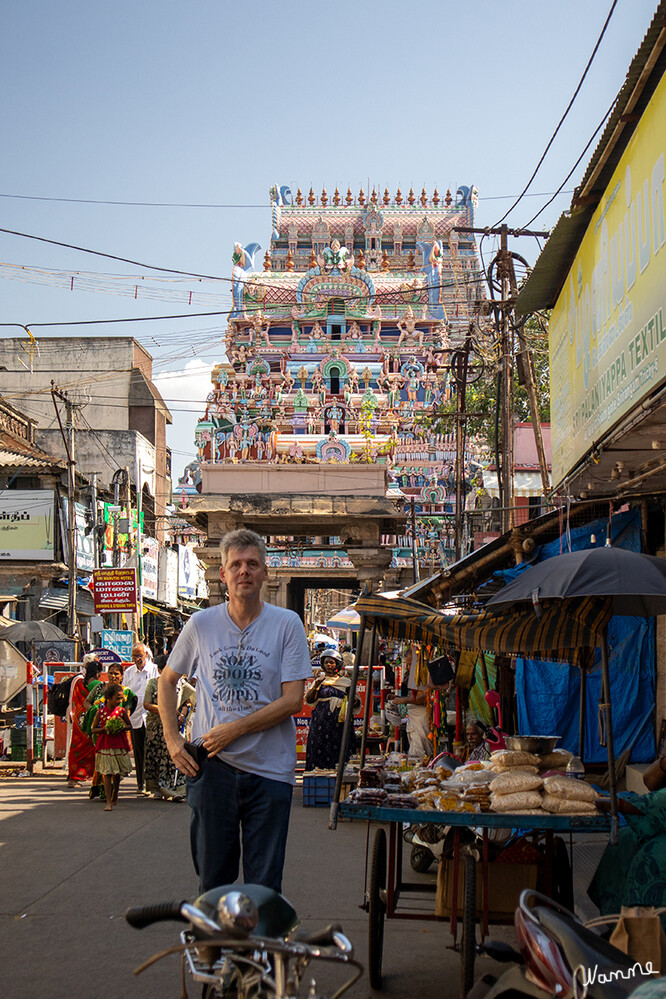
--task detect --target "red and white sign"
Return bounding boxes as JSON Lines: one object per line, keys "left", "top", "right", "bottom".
{"left": 93, "top": 568, "right": 137, "bottom": 614}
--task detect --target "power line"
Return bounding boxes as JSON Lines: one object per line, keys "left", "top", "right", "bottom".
{"left": 0, "top": 189, "right": 575, "bottom": 208}
{"left": 0, "top": 223, "right": 228, "bottom": 281}
{"left": 520, "top": 93, "right": 617, "bottom": 229}
{"left": 0, "top": 268, "right": 489, "bottom": 332}
{"left": 493, "top": 0, "right": 618, "bottom": 227}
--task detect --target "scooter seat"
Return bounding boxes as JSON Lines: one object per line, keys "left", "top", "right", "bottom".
{"left": 195, "top": 883, "right": 299, "bottom": 938}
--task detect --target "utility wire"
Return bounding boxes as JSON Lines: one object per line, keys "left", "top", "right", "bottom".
{"left": 520, "top": 93, "right": 617, "bottom": 228}
{"left": 493, "top": 0, "right": 618, "bottom": 226}
{"left": 0, "top": 224, "right": 227, "bottom": 281}
{"left": 0, "top": 267, "right": 489, "bottom": 331}
{"left": 0, "top": 189, "right": 575, "bottom": 208}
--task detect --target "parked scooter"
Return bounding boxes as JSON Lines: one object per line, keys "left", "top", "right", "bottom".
{"left": 469, "top": 889, "right": 654, "bottom": 999}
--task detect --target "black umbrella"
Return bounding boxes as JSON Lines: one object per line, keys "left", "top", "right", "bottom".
{"left": 487, "top": 547, "right": 666, "bottom": 617}
{"left": 0, "top": 620, "right": 70, "bottom": 643}
{"left": 487, "top": 546, "right": 666, "bottom": 842}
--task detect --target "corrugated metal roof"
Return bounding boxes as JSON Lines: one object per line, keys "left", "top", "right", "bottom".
{"left": 0, "top": 449, "right": 59, "bottom": 469}
{"left": 516, "top": 1, "right": 666, "bottom": 315}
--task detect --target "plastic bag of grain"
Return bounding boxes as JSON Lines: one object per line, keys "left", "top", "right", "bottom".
{"left": 542, "top": 776, "right": 596, "bottom": 801}
{"left": 490, "top": 764, "right": 540, "bottom": 775}
{"left": 540, "top": 793, "right": 597, "bottom": 813}
{"left": 490, "top": 789, "right": 543, "bottom": 811}
{"left": 538, "top": 749, "right": 573, "bottom": 770}
{"left": 490, "top": 750, "right": 540, "bottom": 768}
{"left": 490, "top": 771, "right": 543, "bottom": 793}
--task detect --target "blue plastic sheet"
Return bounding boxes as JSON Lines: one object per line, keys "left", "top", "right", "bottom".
{"left": 501, "top": 509, "right": 655, "bottom": 763}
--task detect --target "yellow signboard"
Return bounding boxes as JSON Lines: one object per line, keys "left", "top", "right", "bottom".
{"left": 550, "top": 71, "right": 666, "bottom": 485}
{"left": 0, "top": 490, "right": 55, "bottom": 559}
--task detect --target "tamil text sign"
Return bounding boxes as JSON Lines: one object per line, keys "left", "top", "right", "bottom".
{"left": 0, "top": 490, "right": 55, "bottom": 560}
{"left": 93, "top": 568, "right": 137, "bottom": 614}
{"left": 549, "top": 72, "right": 666, "bottom": 485}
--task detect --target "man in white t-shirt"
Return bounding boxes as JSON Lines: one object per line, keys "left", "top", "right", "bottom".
{"left": 159, "top": 528, "right": 312, "bottom": 893}
{"left": 122, "top": 643, "right": 159, "bottom": 794}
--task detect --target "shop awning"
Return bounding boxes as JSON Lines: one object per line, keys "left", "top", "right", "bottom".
{"left": 354, "top": 592, "right": 611, "bottom": 667}
{"left": 142, "top": 600, "right": 176, "bottom": 619}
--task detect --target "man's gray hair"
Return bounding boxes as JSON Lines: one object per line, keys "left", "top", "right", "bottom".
{"left": 220, "top": 528, "right": 267, "bottom": 567}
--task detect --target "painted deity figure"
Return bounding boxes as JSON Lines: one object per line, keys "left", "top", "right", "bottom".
{"left": 322, "top": 239, "right": 351, "bottom": 272}
{"left": 373, "top": 321, "right": 382, "bottom": 347}
{"left": 282, "top": 367, "right": 294, "bottom": 394}
{"left": 434, "top": 322, "right": 450, "bottom": 351}
{"left": 249, "top": 309, "right": 271, "bottom": 349}
{"left": 310, "top": 320, "right": 325, "bottom": 342}
{"left": 347, "top": 320, "right": 362, "bottom": 341}
{"left": 403, "top": 364, "right": 421, "bottom": 407}
{"left": 290, "top": 323, "right": 301, "bottom": 351}
{"left": 311, "top": 367, "right": 324, "bottom": 399}
{"left": 387, "top": 377, "right": 401, "bottom": 409}
{"left": 397, "top": 305, "right": 424, "bottom": 350}
{"left": 232, "top": 342, "right": 248, "bottom": 366}
{"left": 327, "top": 404, "right": 342, "bottom": 431}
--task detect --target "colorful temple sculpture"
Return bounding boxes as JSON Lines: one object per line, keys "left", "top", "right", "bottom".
{"left": 184, "top": 185, "right": 489, "bottom": 608}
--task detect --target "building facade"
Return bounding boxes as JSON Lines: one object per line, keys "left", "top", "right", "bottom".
{"left": 0, "top": 336, "right": 172, "bottom": 542}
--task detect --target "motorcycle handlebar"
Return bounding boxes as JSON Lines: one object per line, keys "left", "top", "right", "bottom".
{"left": 294, "top": 922, "right": 344, "bottom": 946}
{"left": 125, "top": 901, "right": 188, "bottom": 929}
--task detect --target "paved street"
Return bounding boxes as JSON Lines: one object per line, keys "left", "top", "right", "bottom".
{"left": 0, "top": 767, "right": 603, "bottom": 999}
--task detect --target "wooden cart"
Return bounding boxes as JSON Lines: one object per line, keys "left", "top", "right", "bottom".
{"left": 339, "top": 802, "right": 611, "bottom": 998}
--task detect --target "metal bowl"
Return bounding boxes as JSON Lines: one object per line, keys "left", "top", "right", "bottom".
{"left": 504, "top": 735, "right": 560, "bottom": 755}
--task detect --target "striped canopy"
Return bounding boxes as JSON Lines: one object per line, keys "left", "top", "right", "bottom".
{"left": 326, "top": 606, "right": 361, "bottom": 632}
{"left": 353, "top": 593, "right": 612, "bottom": 667}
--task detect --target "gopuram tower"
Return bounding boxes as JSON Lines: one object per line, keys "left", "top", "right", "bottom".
{"left": 181, "top": 184, "right": 487, "bottom": 612}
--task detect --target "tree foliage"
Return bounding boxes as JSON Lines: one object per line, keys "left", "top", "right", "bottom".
{"left": 431, "top": 313, "right": 550, "bottom": 454}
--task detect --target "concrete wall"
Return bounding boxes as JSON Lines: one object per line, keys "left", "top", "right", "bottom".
{"left": 201, "top": 461, "right": 388, "bottom": 496}
{"left": 0, "top": 337, "right": 143, "bottom": 430}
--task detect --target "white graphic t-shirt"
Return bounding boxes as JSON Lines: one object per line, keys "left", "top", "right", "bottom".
{"left": 167, "top": 602, "right": 312, "bottom": 784}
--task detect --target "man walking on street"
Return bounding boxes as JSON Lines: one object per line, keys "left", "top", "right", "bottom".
{"left": 123, "top": 643, "right": 158, "bottom": 794}
{"left": 159, "top": 528, "right": 312, "bottom": 893}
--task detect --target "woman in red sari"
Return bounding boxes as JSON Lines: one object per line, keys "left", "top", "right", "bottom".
{"left": 67, "top": 656, "right": 103, "bottom": 786}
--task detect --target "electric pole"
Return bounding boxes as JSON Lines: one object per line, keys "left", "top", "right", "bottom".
{"left": 452, "top": 224, "right": 550, "bottom": 535}
{"left": 51, "top": 382, "right": 78, "bottom": 641}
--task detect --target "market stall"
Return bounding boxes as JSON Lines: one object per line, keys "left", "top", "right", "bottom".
{"left": 329, "top": 559, "right": 663, "bottom": 997}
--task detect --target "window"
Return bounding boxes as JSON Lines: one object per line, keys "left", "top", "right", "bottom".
{"left": 331, "top": 324, "right": 341, "bottom": 341}
{"left": 330, "top": 367, "right": 341, "bottom": 394}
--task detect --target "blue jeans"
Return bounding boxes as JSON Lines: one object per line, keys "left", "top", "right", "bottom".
{"left": 186, "top": 756, "right": 293, "bottom": 894}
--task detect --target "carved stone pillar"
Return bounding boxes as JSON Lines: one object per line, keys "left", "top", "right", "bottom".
{"left": 345, "top": 546, "right": 393, "bottom": 593}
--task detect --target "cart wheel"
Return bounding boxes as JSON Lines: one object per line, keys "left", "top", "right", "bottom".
{"left": 460, "top": 852, "right": 477, "bottom": 998}
{"left": 368, "top": 827, "right": 387, "bottom": 989}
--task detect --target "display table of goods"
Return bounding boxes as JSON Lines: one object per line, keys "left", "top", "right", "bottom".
{"left": 341, "top": 745, "right": 611, "bottom": 827}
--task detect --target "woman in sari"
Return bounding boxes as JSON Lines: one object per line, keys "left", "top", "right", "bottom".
{"left": 67, "top": 656, "right": 103, "bottom": 786}
{"left": 143, "top": 656, "right": 186, "bottom": 800}
{"left": 305, "top": 650, "right": 360, "bottom": 770}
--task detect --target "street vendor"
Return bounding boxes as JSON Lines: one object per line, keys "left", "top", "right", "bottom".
{"left": 462, "top": 719, "right": 491, "bottom": 762}
{"left": 388, "top": 645, "right": 430, "bottom": 760}
{"left": 305, "top": 650, "right": 360, "bottom": 769}
{"left": 589, "top": 758, "right": 666, "bottom": 925}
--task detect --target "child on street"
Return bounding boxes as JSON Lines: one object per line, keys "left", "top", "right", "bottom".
{"left": 90, "top": 683, "right": 132, "bottom": 811}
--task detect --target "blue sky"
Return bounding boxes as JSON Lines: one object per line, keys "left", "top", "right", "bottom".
{"left": 0, "top": 0, "right": 659, "bottom": 478}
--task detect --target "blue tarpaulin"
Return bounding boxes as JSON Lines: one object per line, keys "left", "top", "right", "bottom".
{"left": 501, "top": 509, "right": 655, "bottom": 763}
